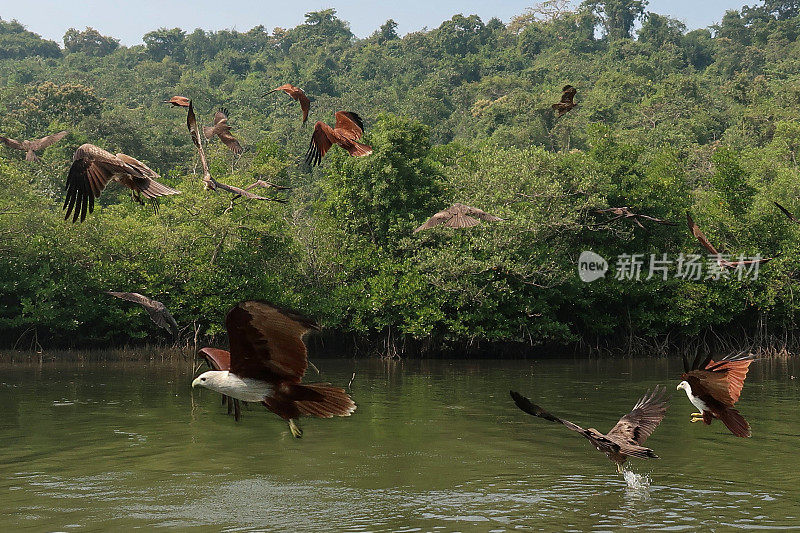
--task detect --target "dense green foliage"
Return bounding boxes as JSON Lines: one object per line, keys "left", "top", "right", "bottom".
{"left": 2, "top": 1, "right": 800, "bottom": 354}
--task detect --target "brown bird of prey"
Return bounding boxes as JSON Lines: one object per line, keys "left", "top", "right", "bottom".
{"left": 510, "top": 386, "right": 668, "bottom": 473}
{"left": 0, "top": 131, "right": 68, "bottom": 161}
{"left": 203, "top": 108, "right": 243, "bottom": 155}
{"left": 163, "top": 96, "right": 190, "bottom": 108}
{"left": 107, "top": 291, "right": 179, "bottom": 339}
{"left": 306, "top": 111, "right": 372, "bottom": 166}
{"left": 774, "top": 201, "right": 800, "bottom": 224}
{"left": 594, "top": 207, "right": 677, "bottom": 229}
{"left": 552, "top": 85, "right": 577, "bottom": 117}
{"left": 686, "top": 212, "right": 771, "bottom": 268}
{"left": 677, "top": 352, "right": 754, "bottom": 437}
{"left": 414, "top": 203, "right": 503, "bottom": 233}
{"left": 185, "top": 100, "right": 276, "bottom": 201}
{"left": 197, "top": 347, "right": 242, "bottom": 420}
{"left": 63, "top": 144, "right": 180, "bottom": 222}
{"left": 264, "top": 83, "right": 310, "bottom": 124}
{"left": 192, "top": 300, "right": 356, "bottom": 437}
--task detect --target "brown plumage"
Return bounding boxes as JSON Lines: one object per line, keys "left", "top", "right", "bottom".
{"left": 63, "top": 144, "right": 180, "bottom": 222}
{"left": 163, "top": 96, "right": 190, "bottom": 108}
{"left": 414, "top": 203, "right": 503, "bottom": 233}
{"left": 774, "top": 201, "right": 800, "bottom": 224}
{"left": 264, "top": 83, "right": 310, "bottom": 124}
{"left": 552, "top": 85, "right": 577, "bottom": 116}
{"left": 106, "top": 291, "right": 179, "bottom": 338}
{"left": 510, "top": 386, "right": 668, "bottom": 473}
{"left": 244, "top": 180, "right": 292, "bottom": 192}
{"left": 194, "top": 301, "right": 356, "bottom": 437}
{"left": 204, "top": 108, "right": 243, "bottom": 155}
{"left": 0, "top": 131, "right": 68, "bottom": 161}
{"left": 186, "top": 101, "right": 273, "bottom": 201}
{"left": 197, "top": 347, "right": 242, "bottom": 420}
{"left": 686, "top": 212, "right": 771, "bottom": 268}
{"left": 305, "top": 111, "right": 372, "bottom": 166}
{"left": 678, "top": 352, "right": 754, "bottom": 438}
{"left": 594, "top": 207, "right": 677, "bottom": 228}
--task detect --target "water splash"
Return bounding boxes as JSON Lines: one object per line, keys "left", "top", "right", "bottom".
{"left": 622, "top": 469, "right": 651, "bottom": 495}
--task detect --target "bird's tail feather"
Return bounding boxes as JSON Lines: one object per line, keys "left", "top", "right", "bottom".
{"left": 344, "top": 140, "right": 372, "bottom": 157}
{"left": 718, "top": 408, "right": 751, "bottom": 437}
{"left": 292, "top": 383, "right": 356, "bottom": 418}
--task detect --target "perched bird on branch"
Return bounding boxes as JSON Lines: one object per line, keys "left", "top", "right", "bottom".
{"left": 305, "top": 111, "right": 372, "bottom": 166}
{"left": 0, "top": 131, "right": 68, "bottom": 161}
{"left": 414, "top": 203, "right": 503, "bottom": 233}
{"left": 264, "top": 83, "right": 310, "bottom": 124}
{"left": 510, "top": 386, "right": 668, "bottom": 473}
{"left": 63, "top": 144, "right": 180, "bottom": 222}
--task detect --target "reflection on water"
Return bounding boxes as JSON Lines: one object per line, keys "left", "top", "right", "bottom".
{"left": 0, "top": 356, "right": 798, "bottom": 531}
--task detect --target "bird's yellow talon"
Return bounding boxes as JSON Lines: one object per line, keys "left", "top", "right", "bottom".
{"left": 288, "top": 419, "right": 303, "bottom": 438}
{"left": 690, "top": 417, "right": 703, "bottom": 423}
{"left": 690, "top": 412, "right": 702, "bottom": 417}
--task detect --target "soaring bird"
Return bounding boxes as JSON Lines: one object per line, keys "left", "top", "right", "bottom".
{"left": 186, "top": 101, "right": 273, "bottom": 201}
{"left": 305, "top": 111, "right": 372, "bottom": 166}
{"left": 510, "top": 386, "right": 668, "bottom": 473}
{"left": 63, "top": 144, "right": 180, "bottom": 222}
{"left": 0, "top": 131, "right": 68, "bottom": 161}
{"left": 594, "top": 207, "right": 677, "bottom": 228}
{"left": 106, "top": 291, "right": 179, "bottom": 339}
{"left": 192, "top": 301, "right": 356, "bottom": 437}
{"left": 197, "top": 347, "right": 242, "bottom": 420}
{"left": 414, "top": 203, "right": 503, "bottom": 233}
{"left": 686, "top": 212, "right": 772, "bottom": 268}
{"left": 774, "top": 201, "right": 800, "bottom": 224}
{"left": 264, "top": 83, "right": 310, "bottom": 124}
{"left": 677, "top": 352, "right": 754, "bottom": 437}
{"left": 552, "top": 85, "right": 577, "bottom": 117}
{"left": 204, "top": 108, "right": 243, "bottom": 155}
{"left": 163, "top": 96, "right": 190, "bottom": 108}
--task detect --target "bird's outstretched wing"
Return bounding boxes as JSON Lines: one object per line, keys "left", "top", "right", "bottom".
{"left": 333, "top": 111, "right": 365, "bottom": 141}
{"left": 245, "top": 179, "right": 292, "bottom": 191}
{"left": 509, "top": 390, "right": 586, "bottom": 433}
{"left": 204, "top": 108, "right": 243, "bottom": 154}
{"left": 682, "top": 351, "right": 754, "bottom": 407}
{"left": 686, "top": 212, "right": 720, "bottom": 256}
{"left": 197, "top": 347, "right": 231, "bottom": 371}
{"left": 164, "top": 96, "right": 190, "bottom": 108}
{"left": 774, "top": 201, "right": 800, "bottom": 224}
{"left": 64, "top": 144, "right": 138, "bottom": 222}
{"left": 305, "top": 121, "right": 334, "bottom": 166}
{"left": 29, "top": 130, "right": 68, "bottom": 151}
{"left": 187, "top": 100, "right": 214, "bottom": 188}
{"left": 0, "top": 135, "right": 25, "bottom": 151}
{"left": 463, "top": 205, "right": 504, "bottom": 223}
{"left": 107, "top": 291, "right": 179, "bottom": 337}
{"left": 560, "top": 85, "right": 576, "bottom": 104}
{"left": 415, "top": 204, "right": 501, "bottom": 232}
{"left": 606, "top": 385, "right": 668, "bottom": 446}
{"left": 226, "top": 300, "right": 320, "bottom": 382}
{"left": 266, "top": 84, "right": 310, "bottom": 124}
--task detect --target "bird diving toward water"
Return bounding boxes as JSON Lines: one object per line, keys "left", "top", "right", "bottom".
{"left": 0, "top": 130, "right": 68, "bottom": 161}
{"left": 593, "top": 207, "right": 677, "bottom": 228}
{"left": 677, "top": 352, "right": 754, "bottom": 437}
{"left": 63, "top": 144, "right": 180, "bottom": 222}
{"left": 204, "top": 108, "right": 243, "bottom": 155}
{"left": 414, "top": 203, "right": 503, "bottom": 233}
{"left": 305, "top": 111, "right": 372, "bottom": 166}
{"left": 686, "top": 212, "right": 772, "bottom": 268}
{"left": 192, "top": 301, "right": 356, "bottom": 437}
{"left": 552, "top": 85, "right": 577, "bottom": 117}
{"left": 510, "top": 386, "right": 668, "bottom": 473}
{"left": 107, "top": 291, "right": 179, "bottom": 340}
{"left": 264, "top": 83, "right": 310, "bottom": 124}
{"left": 163, "top": 96, "right": 190, "bottom": 108}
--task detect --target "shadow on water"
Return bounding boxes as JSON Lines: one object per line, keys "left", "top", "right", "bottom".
{"left": 0, "top": 355, "right": 798, "bottom": 531}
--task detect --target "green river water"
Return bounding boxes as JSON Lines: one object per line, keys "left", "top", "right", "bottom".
{"left": 1, "top": 356, "right": 798, "bottom": 531}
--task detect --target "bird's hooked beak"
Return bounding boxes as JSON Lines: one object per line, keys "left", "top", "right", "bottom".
{"left": 191, "top": 376, "right": 202, "bottom": 388}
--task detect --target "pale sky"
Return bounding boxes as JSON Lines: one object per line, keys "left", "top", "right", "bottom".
{"left": 0, "top": 0, "right": 746, "bottom": 46}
